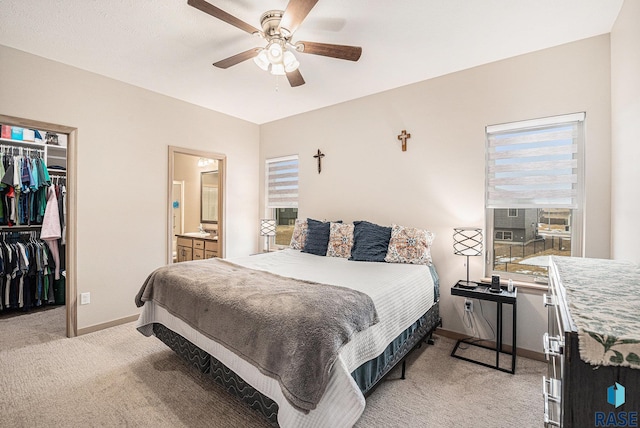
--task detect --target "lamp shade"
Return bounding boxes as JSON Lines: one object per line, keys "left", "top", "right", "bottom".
{"left": 453, "top": 227, "right": 483, "bottom": 256}
{"left": 270, "top": 63, "right": 285, "bottom": 76}
{"left": 283, "top": 51, "right": 300, "bottom": 72}
{"left": 260, "top": 219, "right": 277, "bottom": 237}
{"left": 253, "top": 49, "right": 269, "bottom": 71}
{"left": 266, "top": 41, "right": 283, "bottom": 63}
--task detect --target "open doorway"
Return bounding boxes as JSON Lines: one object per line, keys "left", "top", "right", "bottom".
{"left": 167, "top": 146, "right": 225, "bottom": 264}
{"left": 0, "top": 114, "right": 77, "bottom": 338}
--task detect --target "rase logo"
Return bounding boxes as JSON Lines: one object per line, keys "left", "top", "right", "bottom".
{"left": 595, "top": 382, "right": 638, "bottom": 427}
{"left": 609, "top": 383, "right": 626, "bottom": 408}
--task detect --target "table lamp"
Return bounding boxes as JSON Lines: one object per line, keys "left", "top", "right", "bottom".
{"left": 260, "top": 219, "right": 277, "bottom": 252}
{"left": 453, "top": 227, "right": 483, "bottom": 287}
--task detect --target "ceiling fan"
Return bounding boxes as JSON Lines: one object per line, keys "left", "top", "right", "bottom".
{"left": 187, "top": 0, "right": 362, "bottom": 87}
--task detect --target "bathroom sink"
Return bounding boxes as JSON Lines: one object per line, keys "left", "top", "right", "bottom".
{"left": 181, "top": 232, "right": 210, "bottom": 237}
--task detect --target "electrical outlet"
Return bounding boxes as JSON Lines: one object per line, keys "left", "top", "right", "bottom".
{"left": 80, "top": 292, "right": 91, "bottom": 305}
{"left": 464, "top": 299, "right": 473, "bottom": 313}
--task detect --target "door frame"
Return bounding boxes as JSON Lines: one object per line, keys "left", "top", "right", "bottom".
{"left": 0, "top": 114, "right": 77, "bottom": 338}
{"left": 171, "top": 180, "right": 185, "bottom": 261}
{"left": 167, "top": 146, "right": 226, "bottom": 264}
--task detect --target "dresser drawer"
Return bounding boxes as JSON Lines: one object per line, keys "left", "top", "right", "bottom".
{"left": 193, "top": 249, "right": 204, "bottom": 260}
{"left": 177, "top": 237, "right": 193, "bottom": 248}
{"left": 193, "top": 239, "right": 205, "bottom": 250}
{"left": 205, "top": 240, "right": 218, "bottom": 252}
{"left": 205, "top": 250, "right": 217, "bottom": 259}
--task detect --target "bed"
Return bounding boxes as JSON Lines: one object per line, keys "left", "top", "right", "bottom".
{"left": 135, "top": 248, "right": 440, "bottom": 427}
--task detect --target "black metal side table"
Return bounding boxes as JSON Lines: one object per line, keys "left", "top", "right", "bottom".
{"left": 450, "top": 281, "right": 517, "bottom": 374}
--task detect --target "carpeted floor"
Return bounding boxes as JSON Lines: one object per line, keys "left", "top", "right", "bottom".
{"left": 0, "top": 307, "right": 545, "bottom": 427}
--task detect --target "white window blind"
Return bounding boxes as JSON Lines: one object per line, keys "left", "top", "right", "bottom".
{"left": 486, "top": 113, "right": 584, "bottom": 209}
{"left": 266, "top": 156, "right": 298, "bottom": 208}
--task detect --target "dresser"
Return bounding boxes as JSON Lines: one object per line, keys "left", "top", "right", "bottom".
{"left": 176, "top": 235, "right": 219, "bottom": 262}
{"left": 544, "top": 256, "right": 640, "bottom": 427}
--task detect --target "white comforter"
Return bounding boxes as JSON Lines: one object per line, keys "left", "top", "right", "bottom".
{"left": 136, "top": 249, "right": 435, "bottom": 427}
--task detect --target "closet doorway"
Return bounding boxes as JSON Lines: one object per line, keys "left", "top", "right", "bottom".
{"left": 167, "top": 146, "right": 225, "bottom": 264}
{"left": 0, "top": 114, "right": 77, "bottom": 338}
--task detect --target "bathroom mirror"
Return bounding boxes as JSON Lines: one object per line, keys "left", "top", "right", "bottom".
{"left": 201, "top": 170, "right": 219, "bottom": 223}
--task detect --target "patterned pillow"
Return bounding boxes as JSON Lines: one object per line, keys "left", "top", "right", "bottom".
{"left": 289, "top": 218, "right": 308, "bottom": 250}
{"left": 326, "top": 223, "right": 355, "bottom": 258}
{"left": 384, "top": 224, "right": 435, "bottom": 265}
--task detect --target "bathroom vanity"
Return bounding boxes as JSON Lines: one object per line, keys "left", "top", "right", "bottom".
{"left": 176, "top": 233, "right": 219, "bottom": 262}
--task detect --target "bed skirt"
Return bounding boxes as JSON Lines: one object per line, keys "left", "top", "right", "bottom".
{"left": 151, "top": 301, "right": 440, "bottom": 426}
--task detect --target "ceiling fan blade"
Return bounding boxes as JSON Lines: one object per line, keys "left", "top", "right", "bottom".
{"left": 279, "top": 0, "right": 319, "bottom": 36}
{"left": 213, "top": 48, "right": 261, "bottom": 69}
{"left": 188, "top": 0, "right": 260, "bottom": 35}
{"left": 296, "top": 41, "right": 362, "bottom": 61}
{"left": 286, "top": 69, "right": 305, "bottom": 87}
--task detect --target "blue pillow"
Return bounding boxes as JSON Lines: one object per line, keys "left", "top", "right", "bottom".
{"left": 349, "top": 221, "right": 392, "bottom": 262}
{"left": 302, "top": 218, "right": 334, "bottom": 256}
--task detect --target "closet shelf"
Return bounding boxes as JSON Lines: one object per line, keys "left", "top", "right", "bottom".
{"left": 0, "top": 137, "right": 46, "bottom": 148}
{"left": 0, "top": 137, "right": 67, "bottom": 151}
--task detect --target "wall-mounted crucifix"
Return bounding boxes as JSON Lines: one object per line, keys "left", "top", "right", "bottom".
{"left": 397, "top": 130, "right": 411, "bottom": 151}
{"left": 313, "top": 149, "right": 325, "bottom": 174}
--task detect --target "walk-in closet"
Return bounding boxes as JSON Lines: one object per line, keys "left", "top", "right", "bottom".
{"left": 0, "top": 118, "right": 69, "bottom": 344}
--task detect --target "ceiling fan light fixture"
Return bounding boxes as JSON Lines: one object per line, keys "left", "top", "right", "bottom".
{"left": 283, "top": 51, "right": 300, "bottom": 72}
{"left": 270, "top": 63, "right": 286, "bottom": 76}
{"left": 266, "top": 41, "right": 283, "bottom": 63}
{"left": 253, "top": 49, "right": 270, "bottom": 71}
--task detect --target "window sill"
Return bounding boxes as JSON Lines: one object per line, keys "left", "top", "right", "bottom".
{"left": 479, "top": 277, "right": 548, "bottom": 292}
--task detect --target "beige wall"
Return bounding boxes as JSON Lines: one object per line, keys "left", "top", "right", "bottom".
{"left": 0, "top": 29, "right": 621, "bottom": 348}
{"left": 260, "top": 35, "right": 612, "bottom": 353}
{"left": 611, "top": 0, "right": 640, "bottom": 263}
{"left": 0, "top": 44, "right": 260, "bottom": 331}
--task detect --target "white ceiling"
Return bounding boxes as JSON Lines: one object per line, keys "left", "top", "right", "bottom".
{"left": 0, "top": 1, "right": 623, "bottom": 124}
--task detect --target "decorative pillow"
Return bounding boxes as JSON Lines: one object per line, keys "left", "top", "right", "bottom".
{"left": 326, "top": 222, "right": 355, "bottom": 258}
{"left": 385, "top": 224, "right": 435, "bottom": 265}
{"left": 289, "top": 218, "right": 308, "bottom": 250}
{"left": 349, "top": 220, "right": 392, "bottom": 262}
{"left": 301, "top": 218, "right": 334, "bottom": 256}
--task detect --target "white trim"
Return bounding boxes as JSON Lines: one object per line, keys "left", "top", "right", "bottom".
{"left": 266, "top": 154, "right": 298, "bottom": 163}
{"left": 486, "top": 112, "right": 585, "bottom": 133}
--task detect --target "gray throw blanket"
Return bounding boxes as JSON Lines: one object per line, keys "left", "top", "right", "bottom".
{"left": 135, "top": 258, "right": 379, "bottom": 412}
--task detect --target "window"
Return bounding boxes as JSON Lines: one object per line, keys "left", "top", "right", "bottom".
{"left": 485, "top": 113, "right": 584, "bottom": 281}
{"left": 495, "top": 231, "right": 513, "bottom": 241}
{"left": 266, "top": 155, "right": 299, "bottom": 247}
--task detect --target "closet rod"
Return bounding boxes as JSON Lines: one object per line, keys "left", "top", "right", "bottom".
{"left": 0, "top": 225, "right": 42, "bottom": 231}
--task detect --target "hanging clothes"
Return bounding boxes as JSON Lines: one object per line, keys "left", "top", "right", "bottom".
{"left": 0, "top": 137, "right": 66, "bottom": 314}
{"left": 40, "top": 184, "right": 61, "bottom": 280}
{"left": 0, "top": 233, "right": 56, "bottom": 311}
{"left": 0, "top": 149, "right": 49, "bottom": 226}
